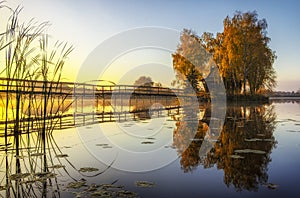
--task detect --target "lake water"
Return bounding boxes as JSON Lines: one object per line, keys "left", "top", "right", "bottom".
{"left": 0, "top": 100, "right": 300, "bottom": 197}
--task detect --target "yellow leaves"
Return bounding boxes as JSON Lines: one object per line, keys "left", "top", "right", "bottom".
{"left": 174, "top": 11, "right": 276, "bottom": 95}
{"left": 202, "top": 11, "right": 276, "bottom": 95}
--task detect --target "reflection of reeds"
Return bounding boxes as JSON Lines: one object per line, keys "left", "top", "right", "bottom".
{"left": 1, "top": 125, "right": 106, "bottom": 197}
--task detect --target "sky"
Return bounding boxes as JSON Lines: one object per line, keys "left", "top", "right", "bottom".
{"left": 2, "top": 0, "right": 300, "bottom": 91}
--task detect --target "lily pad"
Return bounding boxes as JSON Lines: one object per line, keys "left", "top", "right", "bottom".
{"left": 100, "top": 184, "right": 124, "bottom": 189}
{"left": 34, "top": 172, "right": 57, "bottom": 179}
{"left": 85, "top": 184, "right": 98, "bottom": 192}
{"left": 15, "top": 155, "right": 26, "bottom": 159}
{"left": 47, "top": 164, "right": 65, "bottom": 169}
{"left": 79, "top": 167, "right": 99, "bottom": 172}
{"left": 244, "top": 138, "right": 273, "bottom": 142}
{"left": 135, "top": 181, "right": 155, "bottom": 188}
{"left": 96, "top": 143, "right": 109, "bottom": 147}
{"left": 234, "top": 149, "right": 266, "bottom": 154}
{"left": 10, "top": 173, "right": 31, "bottom": 180}
{"left": 31, "top": 152, "right": 44, "bottom": 157}
{"left": 102, "top": 146, "right": 113, "bottom": 149}
{"left": 91, "top": 190, "right": 113, "bottom": 198}
{"left": 141, "top": 141, "right": 154, "bottom": 144}
{"left": 164, "top": 145, "right": 176, "bottom": 149}
{"left": 230, "top": 155, "right": 245, "bottom": 159}
{"left": 123, "top": 123, "right": 134, "bottom": 127}
{"left": 67, "top": 181, "right": 86, "bottom": 189}
{"left": 190, "top": 138, "right": 203, "bottom": 141}
{"left": 146, "top": 137, "right": 155, "bottom": 140}
{"left": 263, "top": 138, "right": 274, "bottom": 141}
{"left": 56, "top": 154, "right": 69, "bottom": 158}
{"left": 21, "top": 178, "right": 40, "bottom": 184}
{"left": 244, "top": 138, "right": 262, "bottom": 142}
{"left": 287, "top": 119, "right": 298, "bottom": 122}
{"left": 264, "top": 183, "right": 279, "bottom": 190}
{"left": 116, "top": 190, "right": 137, "bottom": 197}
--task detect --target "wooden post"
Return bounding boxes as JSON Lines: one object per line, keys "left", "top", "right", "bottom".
{"left": 82, "top": 84, "right": 85, "bottom": 113}
{"left": 102, "top": 86, "right": 105, "bottom": 112}
{"left": 74, "top": 84, "right": 77, "bottom": 113}
{"left": 113, "top": 86, "right": 116, "bottom": 110}
{"left": 61, "top": 82, "right": 64, "bottom": 114}
{"left": 83, "top": 114, "right": 85, "bottom": 126}
{"left": 119, "top": 86, "right": 123, "bottom": 112}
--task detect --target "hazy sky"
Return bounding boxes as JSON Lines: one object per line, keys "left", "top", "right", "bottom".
{"left": 4, "top": 0, "right": 300, "bottom": 91}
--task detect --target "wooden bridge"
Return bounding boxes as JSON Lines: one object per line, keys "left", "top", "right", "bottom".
{"left": 0, "top": 77, "right": 201, "bottom": 136}
{"left": 0, "top": 77, "right": 185, "bottom": 96}
{"left": 0, "top": 76, "right": 192, "bottom": 110}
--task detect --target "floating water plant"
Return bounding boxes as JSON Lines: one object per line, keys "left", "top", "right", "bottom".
{"left": 79, "top": 167, "right": 99, "bottom": 173}
{"left": 47, "top": 164, "right": 65, "bottom": 169}
{"left": 264, "top": 183, "right": 279, "bottom": 190}
{"left": 56, "top": 154, "right": 69, "bottom": 158}
{"left": 116, "top": 190, "right": 138, "bottom": 197}
{"left": 146, "top": 137, "right": 155, "bottom": 140}
{"left": 135, "top": 181, "right": 155, "bottom": 188}
{"left": 244, "top": 138, "right": 273, "bottom": 142}
{"left": 230, "top": 155, "right": 245, "bottom": 159}
{"left": 10, "top": 173, "right": 31, "bottom": 180}
{"left": 91, "top": 190, "right": 113, "bottom": 197}
{"left": 234, "top": 149, "right": 266, "bottom": 154}
{"left": 31, "top": 152, "right": 45, "bottom": 157}
{"left": 100, "top": 184, "right": 124, "bottom": 189}
{"left": 67, "top": 181, "right": 86, "bottom": 189}
{"left": 102, "top": 145, "right": 113, "bottom": 149}
{"left": 96, "top": 143, "right": 109, "bottom": 147}
{"left": 141, "top": 141, "right": 154, "bottom": 144}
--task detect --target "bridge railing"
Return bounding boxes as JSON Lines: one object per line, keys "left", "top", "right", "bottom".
{"left": 0, "top": 77, "right": 185, "bottom": 97}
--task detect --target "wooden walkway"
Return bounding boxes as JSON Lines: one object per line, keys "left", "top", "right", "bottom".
{"left": 0, "top": 77, "right": 185, "bottom": 97}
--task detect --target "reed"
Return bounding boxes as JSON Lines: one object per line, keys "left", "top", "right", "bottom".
{"left": 0, "top": 2, "right": 74, "bottom": 134}
{"left": 0, "top": 3, "right": 76, "bottom": 197}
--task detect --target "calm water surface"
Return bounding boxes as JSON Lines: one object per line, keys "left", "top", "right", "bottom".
{"left": 1, "top": 101, "right": 300, "bottom": 197}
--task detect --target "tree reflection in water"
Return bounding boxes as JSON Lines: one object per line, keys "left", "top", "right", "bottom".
{"left": 173, "top": 103, "right": 277, "bottom": 191}
{"left": 173, "top": 104, "right": 210, "bottom": 172}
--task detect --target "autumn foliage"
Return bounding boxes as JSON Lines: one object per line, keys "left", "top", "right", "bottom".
{"left": 173, "top": 11, "right": 277, "bottom": 98}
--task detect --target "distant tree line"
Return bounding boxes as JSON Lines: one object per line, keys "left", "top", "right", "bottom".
{"left": 133, "top": 76, "right": 162, "bottom": 87}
